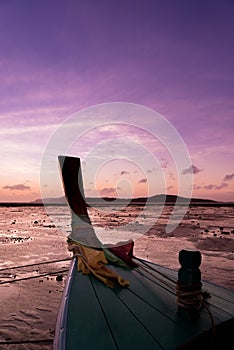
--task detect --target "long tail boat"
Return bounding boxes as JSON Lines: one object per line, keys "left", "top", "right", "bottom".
{"left": 54, "top": 155, "right": 234, "bottom": 350}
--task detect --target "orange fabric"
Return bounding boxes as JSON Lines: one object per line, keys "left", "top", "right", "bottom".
{"left": 68, "top": 241, "right": 130, "bottom": 288}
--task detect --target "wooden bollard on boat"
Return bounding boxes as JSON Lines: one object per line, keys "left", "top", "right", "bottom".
{"left": 176, "top": 249, "right": 202, "bottom": 320}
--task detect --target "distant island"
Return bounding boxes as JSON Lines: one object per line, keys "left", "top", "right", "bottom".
{"left": 32, "top": 194, "right": 229, "bottom": 206}
{"left": 1, "top": 194, "right": 233, "bottom": 207}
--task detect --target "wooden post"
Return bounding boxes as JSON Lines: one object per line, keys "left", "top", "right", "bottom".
{"left": 176, "top": 249, "right": 202, "bottom": 320}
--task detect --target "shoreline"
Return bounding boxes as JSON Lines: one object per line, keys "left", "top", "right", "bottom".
{"left": 0, "top": 202, "right": 233, "bottom": 207}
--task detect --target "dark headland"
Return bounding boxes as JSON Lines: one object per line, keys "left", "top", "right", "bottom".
{"left": 0, "top": 194, "right": 233, "bottom": 207}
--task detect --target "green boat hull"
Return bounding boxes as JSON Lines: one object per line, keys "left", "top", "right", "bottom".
{"left": 54, "top": 257, "right": 234, "bottom": 350}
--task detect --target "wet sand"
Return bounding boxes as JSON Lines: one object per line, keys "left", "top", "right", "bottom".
{"left": 0, "top": 207, "right": 70, "bottom": 349}
{"left": 0, "top": 205, "right": 233, "bottom": 349}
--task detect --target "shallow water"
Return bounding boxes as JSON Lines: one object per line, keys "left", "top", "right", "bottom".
{"left": 0, "top": 204, "right": 233, "bottom": 348}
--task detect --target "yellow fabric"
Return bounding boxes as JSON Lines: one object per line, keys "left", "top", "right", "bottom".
{"left": 68, "top": 241, "right": 130, "bottom": 288}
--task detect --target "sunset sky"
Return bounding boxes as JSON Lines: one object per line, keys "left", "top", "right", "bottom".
{"left": 0, "top": 0, "right": 233, "bottom": 202}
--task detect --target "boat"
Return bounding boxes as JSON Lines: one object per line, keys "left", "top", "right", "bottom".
{"left": 54, "top": 155, "right": 234, "bottom": 350}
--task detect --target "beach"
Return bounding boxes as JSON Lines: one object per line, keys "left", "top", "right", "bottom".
{"left": 0, "top": 204, "right": 233, "bottom": 349}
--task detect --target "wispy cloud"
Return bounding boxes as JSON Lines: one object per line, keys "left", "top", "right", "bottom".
{"left": 120, "top": 171, "right": 129, "bottom": 175}
{"left": 215, "top": 183, "right": 228, "bottom": 190}
{"left": 193, "top": 185, "right": 202, "bottom": 190}
{"left": 138, "top": 178, "right": 147, "bottom": 184}
{"left": 195, "top": 182, "right": 228, "bottom": 191}
{"left": 223, "top": 173, "right": 234, "bottom": 182}
{"left": 160, "top": 159, "right": 168, "bottom": 169}
{"left": 3, "top": 184, "right": 31, "bottom": 191}
{"left": 203, "top": 183, "right": 228, "bottom": 190}
{"left": 182, "top": 164, "right": 202, "bottom": 175}
{"left": 99, "top": 187, "right": 117, "bottom": 196}
{"left": 0, "top": 123, "right": 57, "bottom": 136}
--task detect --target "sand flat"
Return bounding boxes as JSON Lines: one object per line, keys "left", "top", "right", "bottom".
{"left": 0, "top": 204, "right": 233, "bottom": 348}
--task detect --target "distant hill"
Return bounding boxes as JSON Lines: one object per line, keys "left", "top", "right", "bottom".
{"left": 33, "top": 196, "right": 66, "bottom": 204}
{"left": 0, "top": 194, "right": 232, "bottom": 207}
{"left": 32, "top": 194, "right": 220, "bottom": 206}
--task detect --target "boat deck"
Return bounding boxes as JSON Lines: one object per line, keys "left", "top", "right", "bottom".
{"left": 54, "top": 258, "right": 234, "bottom": 350}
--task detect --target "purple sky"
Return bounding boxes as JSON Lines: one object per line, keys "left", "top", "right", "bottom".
{"left": 0, "top": 0, "right": 233, "bottom": 202}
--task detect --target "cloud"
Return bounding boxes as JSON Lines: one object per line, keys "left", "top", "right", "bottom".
{"left": 120, "top": 171, "right": 129, "bottom": 175}
{"left": 182, "top": 165, "right": 202, "bottom": 175}
{"left": 215, "top": 183, "right": 228, "bottom": 190}
{"left": 203, "top": 184, "right": 215, "bottom": 190}
{"left": 3, "top": 184, "right": 31, "bottom": 191}
{"left": 193, "top": 185, "right": 202, "bottom": 190}
{"left": 203, "top": 183, "right": 228, "bottom": 190}
{"left": 160, "top": 159, "right": 168, "bottom": 169}
{"left": 99, "top": 187, "right": 117, "bottom": 196}
{"left": 169, "top": 173, "right": 175, "bottom": 180}
{"left": 223, "top": 173, "right": 234, "bottom": 182}
{"left": 138, "top": 178, "right": 147, "bottom": 184}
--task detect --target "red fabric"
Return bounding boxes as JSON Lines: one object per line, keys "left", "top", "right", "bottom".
{"left": 109, "top": 240, "right": 138, "bottom": 267}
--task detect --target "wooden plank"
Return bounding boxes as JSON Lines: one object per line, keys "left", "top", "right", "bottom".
{"left": 65, "top": 261, "right": 118, "bottom": 350}
{"left": 108, "top": 263, "right": 233, "bottom": 349}
{"left": 130, "top": 260, "right": 234, "bottom": 322}
{"left": 90, "top": 275, "right": 165, "bottom": 350}
{"left": 201, "top": 280, "right": 234, "bottom": 316}
{"left": 111, "top": 265, "right": 207, "bottom": 349}
{"left": 62, "top": 260, "right": 233, "bottom": 350}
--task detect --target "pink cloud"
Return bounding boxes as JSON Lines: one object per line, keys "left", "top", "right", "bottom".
{"left": 138, "top": 178, "right": 147, "bottom": 184}
{"left": 203, "top": 183, "right": 228, "bottom": 190}
{"left": 223, "top": 173, "right": 234, "bottom": 182}
{"left": 99, "top": 187, "right": 117, "bottom": 196}
{"left": 120, "top": 171, "right": 129, "bottom": 175}
{"left": 182, "top": 165, "right": 202, "bottom": 175}
{"left": 3, "top": 184, "right": 31, "bottom": 191}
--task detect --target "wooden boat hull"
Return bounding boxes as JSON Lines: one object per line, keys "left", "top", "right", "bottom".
{"left": 54, "top": 257, "right": 234, "bottom": 350}
{"left": 55, "top": 156, "right": 233, "bottom": 349}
